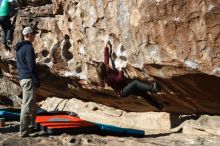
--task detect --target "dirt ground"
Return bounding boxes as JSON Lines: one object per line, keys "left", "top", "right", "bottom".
{"left": 0, "top": 121, "right": 220, "bottom": 146}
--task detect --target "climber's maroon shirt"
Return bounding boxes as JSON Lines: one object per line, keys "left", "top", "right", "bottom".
{"left": 103, "top": 47, "right": 128, "bottom": 94}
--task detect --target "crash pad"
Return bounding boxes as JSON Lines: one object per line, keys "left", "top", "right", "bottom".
{"left": 35, "top": 111, "right": 145, "bottom": 137}
{"left": 0, "top": 110, "right": 20, "bottom": 121}
{"left": 96, "top": 123, "right": 145, "bottom": 137}
{"left": 35, "top": 115, "right": 98, "bottom": 134}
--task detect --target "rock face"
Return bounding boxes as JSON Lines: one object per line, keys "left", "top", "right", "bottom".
{"left": 0, "top": 0, "right": 219, "bottom": 113}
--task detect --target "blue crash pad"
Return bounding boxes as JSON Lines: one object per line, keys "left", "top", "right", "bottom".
{"left": 0, "top": 110, "right": 20, "bottom": 121}
{"left": 96, "top": 123, "right": 145, "bottom": 137}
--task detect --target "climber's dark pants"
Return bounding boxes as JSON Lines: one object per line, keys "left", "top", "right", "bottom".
{"left": 0, "top": 16, "right": 11, "bottom": 45}
{"left": 120, "top": 80, "right": 161, "bottom": 109}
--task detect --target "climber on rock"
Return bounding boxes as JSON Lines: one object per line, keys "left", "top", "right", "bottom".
{"left": 96, "top": 41, "right": 163, "bottom": 111}
{"left": 0, "top": 0, "right": 17, "bottom": 50}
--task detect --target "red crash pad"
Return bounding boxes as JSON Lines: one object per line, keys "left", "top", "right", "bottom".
{"left": 35, "top": 115, "right": 98, "bottom": 134}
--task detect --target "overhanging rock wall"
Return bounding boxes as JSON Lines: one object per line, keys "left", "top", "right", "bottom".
{"left": 0, "top": 0, "right": 219, "bottom": 114}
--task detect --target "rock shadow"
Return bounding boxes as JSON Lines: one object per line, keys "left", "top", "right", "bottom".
{"left": 0, "top": 125, "right": 19, "bottom": 133}
{"left": 170, "top": 113, "right": 201, "bottom": 128}
{"left": 144, "top": 128, "right": 183, "bottom": 138}
{"left": 61, "top": 34, "right": 73, "bottom": 61}
{"left": 0, "top": 96, "right": 14, "bottom": 106}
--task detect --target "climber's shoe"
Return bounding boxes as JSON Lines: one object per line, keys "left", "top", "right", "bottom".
{"left": 151, "top": 82, "right": 161, "bottom": 94}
